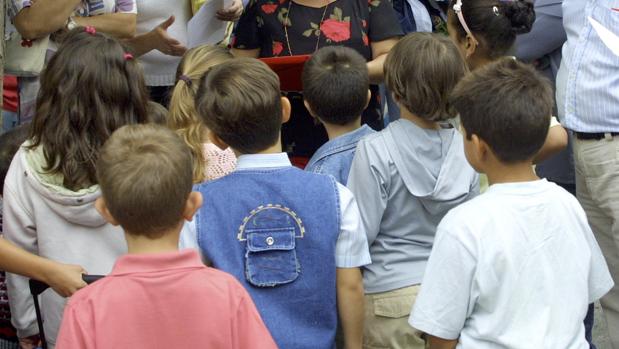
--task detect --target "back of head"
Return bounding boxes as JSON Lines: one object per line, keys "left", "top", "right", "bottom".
{"left": 147, "top": 101, "right": 169, "bottom": 125}
{"left": 97, "top": 124, "right": 193, "bottom": 238}
{"left": 0, "top": 124, "right": 30, "bottom": 190}
{"left": 29, "top": 28, "right": 149, "bottom": 191}
{"left": 196, "top": 58, "right": 282, "bottom": 154}
{"left": 169, "top": 45, "right": 234, "bottom": 182}
{"left": 302, "top": 46, "right": 369, "bottom": 125}
{"left": 449, "top": 0, "right": 536, "bottom": 59}
{"left": 450, "top": 57, "right": 553, "bottom": 163}
{"left": 385, "top": 32, "right": 468, "bottom": 121}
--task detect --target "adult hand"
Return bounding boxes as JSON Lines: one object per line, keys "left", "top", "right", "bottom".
{"left": 216, "top": 0, "right": 244, "bottom": 22}
{"left": 44, "top": 262, "right": 88, "bottom": 297}
{"left": 150, "top": 15, "right": 187, "bottom": 56}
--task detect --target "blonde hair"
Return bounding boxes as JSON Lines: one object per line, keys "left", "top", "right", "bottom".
{"left": 168, "top": 45, "right": 233, "bottom": 183}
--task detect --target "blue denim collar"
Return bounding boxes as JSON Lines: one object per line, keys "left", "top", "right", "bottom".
{"left": 307, "top": 125, "right": 374, "bottom": 167}
{"left": 236, "top": 153, "right": 291, "bottom": 170}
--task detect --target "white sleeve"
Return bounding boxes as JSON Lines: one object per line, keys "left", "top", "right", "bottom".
{"left": 334, "top": 183, "right": 371, "bottom": 268}
{"left": 409, "top": 217, "right": 477, "bottom": 340}
{"left": 3, "top": 184, "right": 39, "bottom": 337}
{"left": 178, "top": 219, "right": 199, "bottom": 251}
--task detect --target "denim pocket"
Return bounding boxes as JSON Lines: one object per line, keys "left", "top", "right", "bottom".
{"left": 245, "top": 228, "right": 299, "bottom": 287}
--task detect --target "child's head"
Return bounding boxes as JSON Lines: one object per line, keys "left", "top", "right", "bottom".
{"left": 385, "top": 32, "right": 468, "bottom": 122}
{"left": 450, "top": 58, "right": 553, "bottom": 169}
{"left": 0, "top": 125, "right": 30, "bottom": 192}
{"left": 29, "top": 28, "right": 149, "bottom": 191}
{"left": 147, "top": 101, "right": 169, "bottom": 125}
{"left": 96, "top": 124, "right": 201, "bottom": 238}
{"left": 447, "top": 0, "right": 535, "bottom": 67}
{"left": 169, "top": 45, "right": 233, "bottom": 182}
{"left": 196, "top": 58, "right": 291, "bottom": 155}
{"left": 302, "top": 46, "right": 370, "bottom": 126}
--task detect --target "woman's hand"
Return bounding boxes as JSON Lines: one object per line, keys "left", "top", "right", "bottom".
{"left": 150, "top": 16, "right": 188, "bottom": 56}
{"left": 216, "top": 0, "right": 244, "bottom": 22}
{"left": 43, "top": 261, "right": 87, "bottom": 297}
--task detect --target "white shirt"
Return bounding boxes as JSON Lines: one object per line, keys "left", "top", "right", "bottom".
{"left": 409, "top": 179, "right": 613, "bottom": 349}
{"left": 180, "top": 153, "right": 371, "bottom": 268}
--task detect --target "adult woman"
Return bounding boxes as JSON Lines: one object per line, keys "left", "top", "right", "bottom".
{"left": 232, "top": 0, "right": 402, "bottom": 158}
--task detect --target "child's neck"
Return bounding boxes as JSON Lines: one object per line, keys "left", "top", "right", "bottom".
{"left": 399, "top": 108, "right": 440, "bottom": 130}
{"left": 485, "top": 160, "right": 539, "bottom": 186}
{"left": 234, "top": 138, "right": 284, "bottom": 156}
{"left": 124, "top": 227, "right": 181, "bottom": 255}
{"left": 324, "top": 119, "right": 362, "bottom": 140}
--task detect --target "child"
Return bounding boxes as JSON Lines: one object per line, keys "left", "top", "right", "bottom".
{"left": 3, "top": 28, "right": 149, "bottom": 347}
{"left": 409, "top": 57, "right": 613, "bottom": 349}
{"left": 180, "top": 58, "right": 369, "bottom": 349}
{"left": 55, "top": 124, "right": 276, "bottom": 348}
{"left": 146, "top": 100, "right": 168, "bottom": 125}
{"left": 303, "top": 46, "right": 375, "bottom": 185}
{"left": 168, "top": 45, "right": 236, "bottom": 183}
{"left": 446, "top": 0, "right": 566, "bottom": 162}
{"left": 347, "top": 33, "right": 479, "bottom": 349}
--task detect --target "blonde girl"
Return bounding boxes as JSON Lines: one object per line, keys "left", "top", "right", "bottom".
{"left": 168, "top": 45, "right": 236, "bottom": 183}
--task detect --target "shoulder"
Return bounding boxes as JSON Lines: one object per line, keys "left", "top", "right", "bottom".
{"left": 438, "top": 192, "right": 496, "bottom": 234}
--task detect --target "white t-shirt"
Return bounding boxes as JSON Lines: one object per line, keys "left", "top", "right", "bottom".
{"left": 409, "top": 179, "right": 613, "bottom": 349}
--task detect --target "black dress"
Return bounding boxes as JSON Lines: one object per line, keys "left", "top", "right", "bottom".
{"left": 233, "top": 0, "right": 403, "bottom": 158}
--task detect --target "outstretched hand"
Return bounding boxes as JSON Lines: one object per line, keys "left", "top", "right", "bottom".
{"left": 45, "top": 262, "right": 88, "bottom": 297}
{"left": 216, "top": 0, "right": 244, "bottom": 22}
{"left": 151, "top": 15, "right": 188, "bottom": 56}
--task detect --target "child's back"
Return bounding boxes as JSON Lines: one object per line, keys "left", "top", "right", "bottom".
{"left": 58, "top": 250, "right": 271, "bottom": 348}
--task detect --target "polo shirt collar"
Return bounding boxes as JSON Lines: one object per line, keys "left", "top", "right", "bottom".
{"left": 111, "top": 249, "right": 204, "bottom": 276}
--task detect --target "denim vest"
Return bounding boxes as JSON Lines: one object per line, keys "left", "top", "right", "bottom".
{"left": 196, "top": 167, "right": 341, "bottom": 349}
{"left": 305, "top": 125, "right": 375, "bottom": 185}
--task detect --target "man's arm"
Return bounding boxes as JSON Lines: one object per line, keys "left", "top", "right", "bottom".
{"left": 337, "top": 267, "right": 364, "bottom": 349}
{"left": 13, "top": 0, "right": 81, "bottom": 39}
{"left": 74, "top": 13, "right": 136, "bottom": 39}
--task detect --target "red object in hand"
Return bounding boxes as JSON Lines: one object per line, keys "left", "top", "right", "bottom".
{"left": 259, "top": 55, "right": 311, "bottom": 92}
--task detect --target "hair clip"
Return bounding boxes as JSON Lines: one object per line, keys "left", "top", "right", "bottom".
{"left": 493, "top": 5, "right": 500, "bottom": 16}
{"left": 85, "top": 26, "right": 96, "bottom": 35}
{"left": 178, "top": 75, "right": 193, "bottom": 87}
{"left": 123, "top": 53, "right": 134, "bottom": 61}
{"left": 453, "top": 0, "right": 479, "bottom": 47}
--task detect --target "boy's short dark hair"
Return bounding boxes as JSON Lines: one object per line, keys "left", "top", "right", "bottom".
{"left": 385, "top": 32, "right": 468, "bottom": 121}
{"left": 450, "top": 58, "right": 553, "bottom": 163}
{"left": 0, "top": 125, "right": 29, "bottom": 190}
{"left": 96, "top": 124, "right": 193, "bottom": 238}
{"left": 302, "top": 46, "right": 369, "bottom": 125}
{"left": 196, "top": 58, "right": 282, "bottom": 154}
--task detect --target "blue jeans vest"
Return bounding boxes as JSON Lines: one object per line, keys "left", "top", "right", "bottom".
{"left": 196, "top": 167, "right": 340, "bottom": 349}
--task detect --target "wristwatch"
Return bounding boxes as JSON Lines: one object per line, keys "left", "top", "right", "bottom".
{"left": 66, "top": 16, "right": 78, "bottom": 31}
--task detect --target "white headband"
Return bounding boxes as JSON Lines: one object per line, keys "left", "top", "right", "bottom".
{"left": 453, "top": 0, "right": 479, "bottom": 46}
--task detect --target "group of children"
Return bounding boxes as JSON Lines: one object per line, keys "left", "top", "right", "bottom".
{"left": 0, "top": 0, "right": 614, "bottom": 348}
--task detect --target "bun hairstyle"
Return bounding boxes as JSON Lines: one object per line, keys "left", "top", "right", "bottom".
{"left": 449, "top": 0, "right": 535, "bottom": 58}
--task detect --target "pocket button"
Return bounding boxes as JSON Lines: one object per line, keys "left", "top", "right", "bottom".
{"left": 266, "top": 236, "right": 275, "bottom": 246}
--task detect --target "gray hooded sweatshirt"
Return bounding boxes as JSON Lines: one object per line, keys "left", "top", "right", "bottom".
{"left": 3, "top": 144, "right": 126, "bottom": 346}
{"left": 348, "top": 119, "right": 479, "bottom": 294}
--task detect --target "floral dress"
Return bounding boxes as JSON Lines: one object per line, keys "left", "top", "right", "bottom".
{"left": 233, "top": 0, "right": 402, "bottom": 158}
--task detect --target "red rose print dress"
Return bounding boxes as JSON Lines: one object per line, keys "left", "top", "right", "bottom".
{"left": 233, "top": 0, "right": 403, "bottom": 158}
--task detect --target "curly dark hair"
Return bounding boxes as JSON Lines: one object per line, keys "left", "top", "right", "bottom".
{"left": 29, "top": 28, "right": 150, "bottom": 191}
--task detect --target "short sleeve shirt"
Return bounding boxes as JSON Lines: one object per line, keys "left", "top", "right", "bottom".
{"left": 8, "top": 0, "right": 137, "bottom": 19}
{"left": 233, "top": 0, "right": 403, "bottom": 59}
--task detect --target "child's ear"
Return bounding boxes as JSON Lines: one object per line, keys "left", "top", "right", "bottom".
{"left": 303, "top": 99, "right": 317, "bottom": 119}
{"left": 471, "top": 133, "right": 489, "bottom": 162}
{"left": 281, "top": 96, "right": 291, "bottom": 124}
{"left": 182, "top": 192, "right": 203, "bottom": 221}
{"left": 465, "top": 35, "right": 477, "bottom": 59}
{"left": 95, "top": 197, "right": 119, "bottom": 226}
{"left": 364, "top": 89, "right": 371, "bottom": 109}
{"left": 207, "top": 129, "right": 229, "bottom": 151}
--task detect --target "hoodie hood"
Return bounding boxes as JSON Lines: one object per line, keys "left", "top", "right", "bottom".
{"left": 383, "top": 120, "right": 478, "bottom": 214}
{"left": 20, "top": 143, "right": 106, "bottom": 227}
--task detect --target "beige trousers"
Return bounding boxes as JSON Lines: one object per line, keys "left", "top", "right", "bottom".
{"left": 363, "top": 285, "right": 426, "bottom": 349}
{"left": 574, "top": 136, "right": 619, "bottom": 349}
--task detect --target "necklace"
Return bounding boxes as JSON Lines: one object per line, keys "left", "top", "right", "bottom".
{"left": 283, "top": 0, "right": 331, "bottom": 56}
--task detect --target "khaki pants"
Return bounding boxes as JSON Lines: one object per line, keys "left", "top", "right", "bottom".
{"left": 363, "top": 285, "right": 426, "bottom": 349}
{"left": 574, "top": 136, "right": 619, "bottom": 349}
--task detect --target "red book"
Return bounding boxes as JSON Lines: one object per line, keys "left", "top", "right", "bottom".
{"left": 260, "top": 55, "right": 311, "bottom": 92}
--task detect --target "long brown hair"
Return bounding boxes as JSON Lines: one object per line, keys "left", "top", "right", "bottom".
{"left": 29, "top": 28, "right": 149, "bottom": 191}
{"left": 168, "top": 45, "right": 233, "bottom": 183}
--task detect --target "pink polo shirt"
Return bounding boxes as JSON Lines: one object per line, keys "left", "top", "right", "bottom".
{"left": 55, "top": 249, "right": 277, "bottom": 349}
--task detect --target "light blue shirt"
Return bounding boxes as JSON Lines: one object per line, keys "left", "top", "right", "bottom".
{"left": 557, "top": 0, "right": 619, "bottom": 132}
{"left": 180, "top": 153, "right": 372, "bottom": 268}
